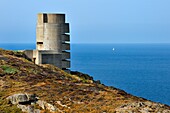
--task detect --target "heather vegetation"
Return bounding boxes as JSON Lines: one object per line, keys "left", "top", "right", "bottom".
{"left": 0, "top": 49, "right": 170, "bottom": 113}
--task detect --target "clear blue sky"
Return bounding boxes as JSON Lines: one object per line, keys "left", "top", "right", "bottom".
{"left": 0, "top": 0, "right": 170, "bottom": 43}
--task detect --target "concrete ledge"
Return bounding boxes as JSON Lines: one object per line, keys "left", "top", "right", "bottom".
{"left": 24, "top": 50, "right": 33, "bottom": 60}
{"left": 62, "top": 51, "right": 70, "bottom": 59}
{"left": 62, "top": 60, "right": 70, "bottom": 68}
{"left": 64, "top": 23, "right": 69, "bottom": 33}
{"left": 62, "top": 43, "right": 70, "bottom": 50}
{"left": 62, "top": 34, "right": 70, "bottom": 42}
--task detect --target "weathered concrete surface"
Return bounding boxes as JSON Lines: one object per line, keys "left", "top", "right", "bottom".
{"left": 36, "top": 14, "right": 69, "bottom": 51}
{"left": 35, "top": 13, "right": 70, "bottom": 71}
{"left": 25, "top": 13, "right": 71, "bottom": 72}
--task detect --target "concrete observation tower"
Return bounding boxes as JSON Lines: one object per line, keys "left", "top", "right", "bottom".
{"left": 25, "top": 13, "right": 70, "bottom": 72}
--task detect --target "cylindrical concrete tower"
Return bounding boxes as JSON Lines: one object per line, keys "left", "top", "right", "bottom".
{"left": 35, "top": 13, "right": 70, "bottom": 71}
{"left": 36, "top": 13, "right": 70, "bottom": 53}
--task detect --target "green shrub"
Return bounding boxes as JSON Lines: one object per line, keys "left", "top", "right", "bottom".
{"left": 1, "top": 65, "right": 19, "bottom": 75}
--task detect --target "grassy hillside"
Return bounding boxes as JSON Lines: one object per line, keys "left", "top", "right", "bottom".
{"left": 0, "top": 49, "right": 170, "bottom": 113}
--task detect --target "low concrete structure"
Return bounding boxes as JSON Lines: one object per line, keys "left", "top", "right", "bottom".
{"left": 25, "top": 13, "right": 70, "bottom": 72}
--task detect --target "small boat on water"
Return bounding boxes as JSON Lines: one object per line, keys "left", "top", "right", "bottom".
{"left": 112, "top": 48, "right": 115, "bottom": 51}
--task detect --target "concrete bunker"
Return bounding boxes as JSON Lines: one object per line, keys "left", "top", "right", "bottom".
{"left": 25, "top": 13, "right": 70, "bottom": 73}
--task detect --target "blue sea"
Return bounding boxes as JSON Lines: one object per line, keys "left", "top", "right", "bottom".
{"left": 0, "top": 43, "right": 170, "bottom": 105}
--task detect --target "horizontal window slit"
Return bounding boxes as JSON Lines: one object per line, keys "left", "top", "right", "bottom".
{"left": 37, "top": 42, "right": 43, "bottom": 44}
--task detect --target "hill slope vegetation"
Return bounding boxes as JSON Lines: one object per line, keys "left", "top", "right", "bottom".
{"left": 0, "top": 49, "right": 170, "bottom": 113}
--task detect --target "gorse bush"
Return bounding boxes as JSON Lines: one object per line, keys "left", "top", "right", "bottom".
{"left": 1, "top": 65, "right": 19, "bottom": 75}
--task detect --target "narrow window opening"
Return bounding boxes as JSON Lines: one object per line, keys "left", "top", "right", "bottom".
{"left": 37, "top": 42, "right": 43, "bottom": 44}
{"left": 43, "top": 14, "right": 48, "bottom": 23}
{"left": 33, "top": 58, "right": 36, "bottom": 64}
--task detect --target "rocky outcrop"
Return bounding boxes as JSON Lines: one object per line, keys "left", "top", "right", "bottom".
{"left": 17, "top": 105, "right": 40, "bottom": 113}
{"left": 115, "top": 101, "right": 170, "bottom": 113}
{"left": 71, "top": 71, "right": 94, "bottom": 81}
{"left": 7, "top": 93, "right": 57, "bottom": 113}
{"left": 37, "top": 100, "right": 57, "bottom": 112}
{"left": 7, "top": 93, "right": 38, "bottom": 105}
